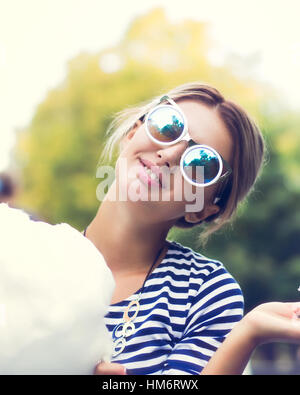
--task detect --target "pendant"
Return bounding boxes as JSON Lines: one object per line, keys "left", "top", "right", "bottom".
{"left": 123, "top": 299, "right": 140, "bottom": 322}
{"left": 113, "top": 337, "right": 126, "bottom": 356}
{"left": 112, "top": 297, "right": 141, "bottom": 357}
{"left": 112, "top": 321, "right": 136, "bottom": 340}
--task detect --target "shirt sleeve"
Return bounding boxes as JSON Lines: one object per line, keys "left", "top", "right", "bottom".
{"left": 159, "top": 266, "right": 244, "bottom": 375}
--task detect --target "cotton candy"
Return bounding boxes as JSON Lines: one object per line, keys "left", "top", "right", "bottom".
{"left": 0, "top": 203, "right": 115, "bottom": 374}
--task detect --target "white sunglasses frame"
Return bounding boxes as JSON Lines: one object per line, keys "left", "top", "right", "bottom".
{"left": 144, "top": 95, "right": 230, "bottom": 190}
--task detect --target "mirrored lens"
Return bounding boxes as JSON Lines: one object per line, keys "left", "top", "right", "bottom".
{"left": 147, "top": 106, "right": 185, "bottom": 143}
{"left": 182, "top": 147, "right": 220, "bottom": 185}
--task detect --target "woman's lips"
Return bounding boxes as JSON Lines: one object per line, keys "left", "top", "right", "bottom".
{"left": 138, "top": 158, "right": 162, "bottom": 188}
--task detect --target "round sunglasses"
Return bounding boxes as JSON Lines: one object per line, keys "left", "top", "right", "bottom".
{"left": 144, "top": 95, "right": 232, "bottom": 196}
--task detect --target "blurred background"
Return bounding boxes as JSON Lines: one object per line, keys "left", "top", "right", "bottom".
{"left": 1, "top": 0, "right": 300, "bottom": 374}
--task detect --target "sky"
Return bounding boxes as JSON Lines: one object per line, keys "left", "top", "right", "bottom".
{"left": 0, "top": 0, "right": 300, "bottom": 171}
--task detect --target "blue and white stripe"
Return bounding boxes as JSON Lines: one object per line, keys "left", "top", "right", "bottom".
{"left": 104, "top": 240, "right": 244, "bottom": 375}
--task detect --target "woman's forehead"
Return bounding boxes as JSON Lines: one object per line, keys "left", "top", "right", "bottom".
{"left": 176, "top": 99, "right": 233, "bottom": 165}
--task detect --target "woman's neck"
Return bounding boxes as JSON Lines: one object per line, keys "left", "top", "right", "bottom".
{"left": 85, "top": 197, "right": 174, "bottom": 274}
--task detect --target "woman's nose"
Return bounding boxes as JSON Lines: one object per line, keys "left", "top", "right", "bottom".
{"left": 155, "top": 140, "right": 188, "bottom": 168}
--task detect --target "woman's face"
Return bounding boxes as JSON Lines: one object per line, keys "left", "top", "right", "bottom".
{"left": 115, "top": 99, "right": 233, "bottom": 225}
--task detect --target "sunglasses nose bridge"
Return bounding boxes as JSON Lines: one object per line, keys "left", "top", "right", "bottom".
{"left": 179, "top": 131, "right": 191, "bottom": 143}
{"left": 156, "top": 139, "right": 189, "bottom": 167}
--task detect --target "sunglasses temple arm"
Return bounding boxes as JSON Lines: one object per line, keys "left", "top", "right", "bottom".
{"left": 159, "top": 95, "right": 181, "bottom": 111}
{"left": 221, "top": 158, "right": 232, "bottom": 178}
{"left": 213, "top": 177, "right": 226, "bottom": 204}
{"left": 213, "top": 159, "right": 232, "bottom": 204}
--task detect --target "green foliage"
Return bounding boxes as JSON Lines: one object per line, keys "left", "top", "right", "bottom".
{"left": 14, "top": 8, "right": 300, "bottom": 313}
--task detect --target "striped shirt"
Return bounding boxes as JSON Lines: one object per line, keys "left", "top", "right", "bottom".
{"left": 104, "top": 240, "right": 244, "bottom": 375}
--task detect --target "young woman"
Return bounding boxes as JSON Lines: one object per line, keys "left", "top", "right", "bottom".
{"left": 84, "top": 82, "right": 300, "bottom": 375}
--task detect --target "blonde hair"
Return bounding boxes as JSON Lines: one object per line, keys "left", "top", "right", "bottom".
{"left": 100, "top": 82, "right": 265, "bottom": 245}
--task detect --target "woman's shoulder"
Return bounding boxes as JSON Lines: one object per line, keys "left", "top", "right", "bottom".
{"left": 166, "top": 239, "right": 225, "bottom": 271}
{"left": 165, "top": 239, "right": 242, "bottom": 290}
{"left": 166, "top": 240, "right": 244, "bottom": 313}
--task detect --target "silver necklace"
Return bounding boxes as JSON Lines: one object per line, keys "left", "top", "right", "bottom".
{"left": 111, "top": 245, "right": 164, "bottom": 357}
{"left": 83, "top": 228, "right": 165, "bottom": 357}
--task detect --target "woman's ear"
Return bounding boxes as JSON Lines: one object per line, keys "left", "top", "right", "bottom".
{"left": 184, "top": 203, "right": 220, "bottom": 224}
{"left": 128, "top": 120, "right": 142, "bottom": 140}
{"left": 120, "top": 120, "right": 142, "bottom": 151}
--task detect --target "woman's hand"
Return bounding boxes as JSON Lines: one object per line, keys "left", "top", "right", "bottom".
{"left": 202, "top": 301, "right": 300, "bottom": 375}
{"left": 94, "top": 361, "right": 127, "bottom": 375}
{"left": 243, "top": 301, "right": 300, "bottom": 345}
